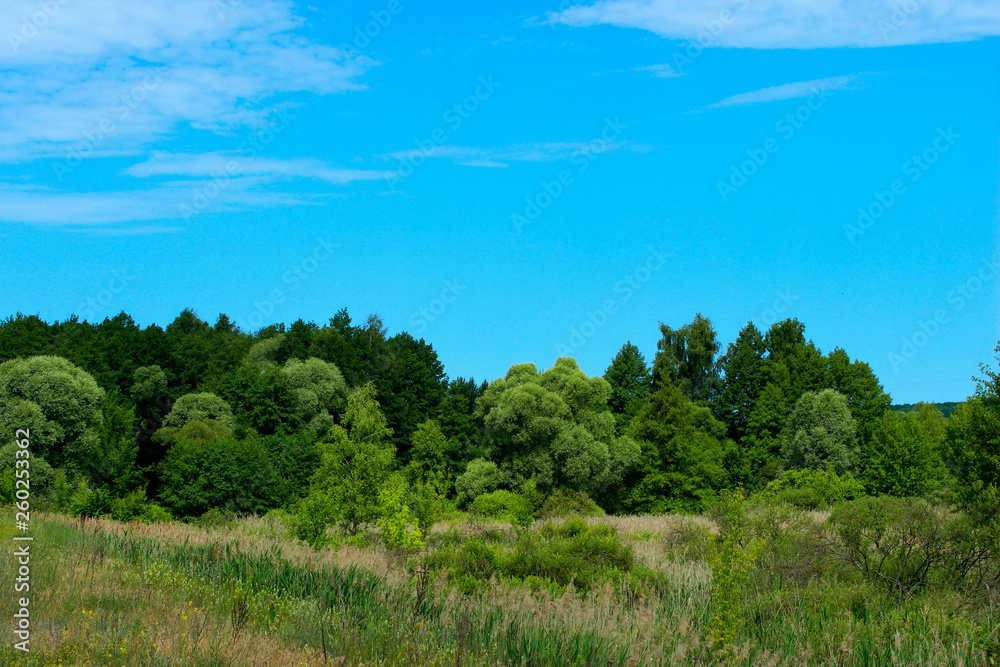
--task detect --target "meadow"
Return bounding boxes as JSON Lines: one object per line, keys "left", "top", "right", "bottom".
{"left": 2, "top": 495, "right": 997, "bottom": 667}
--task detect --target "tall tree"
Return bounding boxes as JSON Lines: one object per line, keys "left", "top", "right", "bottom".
{"left": 619, "top": 384, "right": 730, "bottom": 514}
{"left": 604, "top": 341, "right": 653, "bottom": 435}
{"left": 859, "top": 410, "right": 933, "bottom": 497}
{"left": 826, "top": 347, "right": 891, "bottom": 447}
{"left": 469, "top": 357, "right": 639, "bottom": 500}
{"left": 714, "top": 322, "right": 767, "bottom": 441}
{"left": 653, "top": 314, "right": 720, "bottom": 404}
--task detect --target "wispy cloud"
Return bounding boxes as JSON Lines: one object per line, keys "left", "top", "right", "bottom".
{"left": 550, "top": 0, "right": 1000, "bottom": 49}
{"left": 0, "top": 0, "right": 371, "bottom": 164}
{"left": 636, "top": 63, "right": 684, "bottom": 79}
{"left": 126, "top": 152, "right": 392, "bottom": 184}
{"left": 381, "top": 141, "right": 651, "bottom": 167}
{"left": 706, "top": 75, "right": 858, "bottom": 109}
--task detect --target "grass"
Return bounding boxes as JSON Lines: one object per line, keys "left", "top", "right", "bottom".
{"left": 0, "top": 505, "right": 997, "bottom": 666}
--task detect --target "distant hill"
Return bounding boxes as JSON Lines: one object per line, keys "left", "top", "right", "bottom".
{"left": 890, "top": 402, "right": 960, "bottom": 418}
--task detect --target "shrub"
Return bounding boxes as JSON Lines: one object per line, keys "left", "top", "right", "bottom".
{"left": 754, "top": 468, "right": 865, "bottom": 509}
{"left": 377, "top": 473, "right": 423, "bottom": 552}
{"left": 194, "top": 507, "right": 236, "bottom": 530}
{"left": 141, "top": 503, "right": 173, "bottom": 523}
{"left": 455, "top": 458, "right": 501, "bottom": 507}
{"left": 707, "top": 490, "right": 764, "bottom": 657}
{"left": 537, "top": 487, "right": 605, "bottom": 519}
{"left": 829, "top": 496, "right": 948, "bottom": 602}
{"left": 471, "top": 490, "right": 533, "bottom": 527}
{"left": 286, "top": 491, "right": 338, "bottom": 549}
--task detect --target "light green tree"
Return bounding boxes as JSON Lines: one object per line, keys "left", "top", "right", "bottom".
{"left": 310, "top": 383, "right": 394, "bottom": 534}
{"left": 470, "top": 357, "right": 639, "bottom": 500}
{"left": 0, "top": 356, "right": 104, "bottom": 473}
{"left": 162, "top": 392, "right": 236, "bottom": 431}
{"left": 282, "top": 357, "right": 348, "bottom": 436}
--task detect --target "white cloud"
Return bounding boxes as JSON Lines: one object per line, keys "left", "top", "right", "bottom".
{"left": 636, "top": 63, "right": 684, "bottom": 78}
{"left": 550, "top": 0, "right": 1000, "bottom": 49}
{"left": 381, "top": 141, "right": 651, "bottom": 167}
{"left": 0, "top": 0, "right": 371, "bottom": 163}
{"left": 126, "top": 151, "right": 392, "bottom": 184}
{"left": 707, "top": 75, "right": 858, "bottom": 108}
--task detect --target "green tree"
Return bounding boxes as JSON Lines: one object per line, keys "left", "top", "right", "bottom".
{"left": 217, "top": 363, "right": 303, "bottom": 436}
{"left": 604, "top": 341, "right": 653, "bottom": 435}
{"left": 715, "top": 322, "right": 767, "bottom": 442}
{"left": 826, "top": 348, "right": 892, "bottom": 447}
{"left": 162, "top": 392, "right": 236, "bottom": 431}
{"left": 0, "top": 355, "right": 104, "bottom": 473}
{"left": 282, "top": 357, "right": 348, "bottom": 436}
{"left": 471, "top": 357, "right": 639, "bottom": 500}
{"left": 310, "top": 383, "right": 395, "bottom": 534}
{"left": 764, "top": 319, "right": 826, "bottom": 403}
{"left": 653, "top": 313, "right": 720, "bottom": 404}
{"left": 157, "top": 436, "right": 281, "bottom": 516}
{"left": 946, "top": 344, "right": 1000, "bottom": 500}
{"left": 93, "top": 389, "right": 143, "bottom": 496}
{"left": 620, "top": 384, "right": 730, "bottom": 513}
{"left": 781, "top": 389, "right": 859, "bottom": 475}
{"left": 860, "top": 410, "right": 933, "bottom": 497}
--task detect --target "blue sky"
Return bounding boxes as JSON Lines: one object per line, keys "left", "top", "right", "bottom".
{"left": 1, "top": 0, "right": 998, "bottom": 404}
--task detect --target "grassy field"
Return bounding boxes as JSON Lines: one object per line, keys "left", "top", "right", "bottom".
{"left": 1, "top": 505, "right": 997, "bottom": 666}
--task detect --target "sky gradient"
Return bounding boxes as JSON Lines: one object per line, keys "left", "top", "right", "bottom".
{"left": 1, "top": 0, "right": 998, "bottom": 404}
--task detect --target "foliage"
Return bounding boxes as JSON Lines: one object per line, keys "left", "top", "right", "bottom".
{"left": 455, "top": 457, "right": 502, "bottom": 507}
{"left": 653, "top": 313, "right": 720, "bottom": 404}
{"left": 715, "top": 322, "right": 766, "bottom": 442}
{"left": 604, "top": 341, "right": 653, "bottom": 435}
{"left": 0, "top": 355, "right": 104, "bottom": 472}
{"left": 282, "top": 356, "right": 348, "bottom": 436}
{"left": 947, "top": 347, "right": 1000, "bottom": 502}
{"left": 471, "top": 489, "right": 534, "bottom": 527}
{"left": 310, "top": 383, "right": 394, "bottom": 534}
{"left": 706, "top": 490, "right": 764, "bottom": 655}
{"left": 537, "top": 487, "right": 606, "bottom": 519}
{"left": 376, "top": 472, "right": 424, "bottom": 551}
{"left": 162, "top": 392, "right": 236, "bottom": 431}
{"left": 619, "top": 384, "right": 729, "bottom": 514}
{"left": 93, "top": 389, "right": 142, "bottom": 496}
{"left": 859, "top": 409, "right": 936, "bottom": 496}
{"left": 474, "top": 357, "right": 640, "bottom": 499}
{"left": 157, "top": 436, "right": 281, "bottom": 516}
{"left": 781, "top": 388, "right": 859, "bottom": 474}
{"left": 754, "top": 467, "right": 865, "bottom": 509}
{"left": 286, "top": 490, "right": 339, "bottom": 549}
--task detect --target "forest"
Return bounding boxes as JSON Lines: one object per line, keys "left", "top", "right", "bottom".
{"left": 1, "top": 308, "right": 999, "bottom": 665}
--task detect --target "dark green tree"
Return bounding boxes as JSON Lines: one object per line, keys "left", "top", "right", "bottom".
{"left": 604, "top": 341, "right": 653, "bottom": 435}
{"left": 714, "top": 322, "right": 767, "bottom": 441}
{"left": 653, "top": 313, "right": 720, "bottom": 404}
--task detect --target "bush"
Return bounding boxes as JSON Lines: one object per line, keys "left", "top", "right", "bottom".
{"left": 193, "top": 507, "right": 236, "bottom": 530}
{"left": 141, "top": 503, "right": 173, "bottom": 523}
{"left": 471, "top": 490, "right": 533, "bottom": 527}
{"left": 537, "top": 488, "right": 605, "bottom": 519}
{"left": 829, "top": 496, "right": 948, "bottom": 602}
{"left": 455, "top": 458, "right": 501, "bottom": 507}
{"left": 286, "top": 491, "right": 338, "bottom": 549}
{"left": 754, "top": 468, "right": 865, "bottom": 509}
{"left": 429, "top": 518, "right": 637, "bottom": 594}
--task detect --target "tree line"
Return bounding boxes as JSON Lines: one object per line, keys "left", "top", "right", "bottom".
{"left": 0, "top": 308, "right": 996, "bottom": 532}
